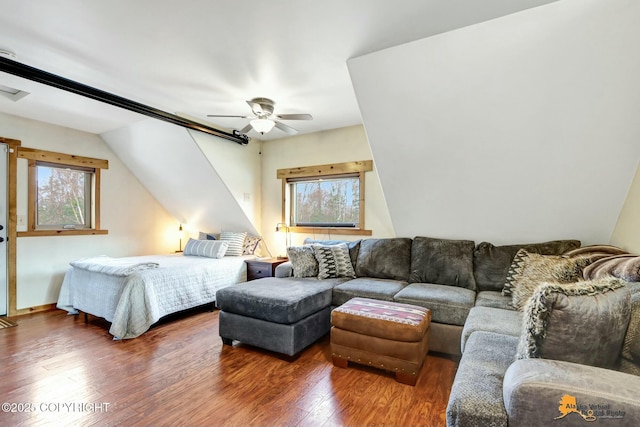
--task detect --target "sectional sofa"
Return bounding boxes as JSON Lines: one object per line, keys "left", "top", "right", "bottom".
{"left": 216, "top": 236, "right": 640, "bottom": 426}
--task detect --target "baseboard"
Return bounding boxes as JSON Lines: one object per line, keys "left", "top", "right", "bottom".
{"left": 12, "top": 303, "right": 57, "bottom": 317}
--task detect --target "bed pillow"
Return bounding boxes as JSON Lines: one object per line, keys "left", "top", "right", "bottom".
{"left": 516, "top": 277, "right": 630, "bottom": 369}
{"left": 243, "top": 235, "right": 261, "bottom": 255}
{"left": 312, "top": 243, "right": 356, "bottom": 280}
{"left": 198, "top": 232, "right": 217, "bottom": 240}
{"left": 286, "top": 245, "right": 318, "bottom": 278}
{"left": 183, "top": 238, "right": 229, "bottom": 258}
{"left": 219, "top": 231, "right": 247, "bottom": 256}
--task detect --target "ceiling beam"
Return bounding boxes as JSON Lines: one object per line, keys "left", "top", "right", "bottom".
{"left": 0, "top": 56, "right": 249, "bottom": 145}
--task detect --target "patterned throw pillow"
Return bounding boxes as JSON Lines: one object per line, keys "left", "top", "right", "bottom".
{"left": 516, "top": 277, "right": 630, "bottom": 369}
{"left": 183, "top": 238, "right": 229, "bottom": 258}
{"left": 243, "top": 235, "right": 261, "bottom": 255}
{"left": 286, "top": 246, "right": 318, "bottom": 278}
{"left": 312, "top": 243, "right": 356, "bottom": 279}
{"left": 502, "top": 249, "right": 529, "bottom": 296}
{"left": 504, "top": 250, "right": 592, "bottom": 309}
{"left": 219, "top": 231, "right": 247, "bottom": 257}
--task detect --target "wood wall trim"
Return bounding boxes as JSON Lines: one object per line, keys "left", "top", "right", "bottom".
{"left": 17, "top": 229, "right": 108, "bottom": 237}
{"left": 2, "top": 137, "right": 22, "bottom": 317}
{"left": 277, "top": 160, "right": 372, "bottom": 179}
{"left": 18, "top": 147, "right": 109, "bottom": 169}
{"left": 288, "top": 226, "right": 372, "bottom": 236}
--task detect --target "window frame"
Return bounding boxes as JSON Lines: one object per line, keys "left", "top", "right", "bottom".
{"left": 18, "top": 147, "right": 108, "bottom": 237}
{"left": 277, "top": 160, "right": 373, "bottom": 236}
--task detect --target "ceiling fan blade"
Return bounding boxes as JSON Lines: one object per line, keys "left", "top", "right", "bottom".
{"left": 239, "top": 123, "right": 253, "bottom": 134}
{"left": 246, "top": 100, "right": 263, "bottom": 116}
{"left": 274, "top": 121, "right": 298, "bottom": 135}
{"left": 206, "top": 114, "right": 251, "bottom": 118}
{"left": 275, "top": 113, "right": 313, "bottom": 120}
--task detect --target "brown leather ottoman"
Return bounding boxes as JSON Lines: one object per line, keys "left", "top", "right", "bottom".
{"left": 331, "top": 297, "right": 431, "bottom": 386}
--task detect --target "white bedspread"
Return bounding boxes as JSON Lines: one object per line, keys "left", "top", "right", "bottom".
{"left": 70, "top": 255, "right": 159, "bottom": 276}
{"left": 57, "top": 254, "right": 252, "bottom": 339}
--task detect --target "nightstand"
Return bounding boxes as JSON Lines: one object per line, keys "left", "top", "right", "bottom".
{"left": 245, "top": 257, "right": 289, "bottom": 281}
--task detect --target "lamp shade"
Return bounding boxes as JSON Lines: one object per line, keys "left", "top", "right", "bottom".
{"left": 250, "top": 118, "right": 275, "bottom": 134}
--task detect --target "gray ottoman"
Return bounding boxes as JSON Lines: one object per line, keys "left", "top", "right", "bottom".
{"left": 216, "top": 277, "right": 344, "bottom": 356}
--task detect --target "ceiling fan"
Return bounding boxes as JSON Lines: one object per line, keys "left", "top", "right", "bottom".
{"left": 207, "top": 97, "right": 312, "bottom": 136}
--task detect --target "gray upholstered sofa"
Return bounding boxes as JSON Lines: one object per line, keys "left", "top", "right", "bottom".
{"left": 446, "top": 281, "right": 640, "bottom": 427}
{"left": 216, "top": 236, "right": 580, "bottom": 355}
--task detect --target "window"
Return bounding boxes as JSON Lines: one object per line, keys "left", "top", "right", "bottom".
{"left": 35, "top": 162, "right": 92, "bottom": 229}
{"left": 19, "top": 147, "right": 108, "bottom": 236}
{"left": 277, "top": 160, "right": 373, "bottom": 236}
{"left": 290, "top": 175, "right": 360, "bottom": 227}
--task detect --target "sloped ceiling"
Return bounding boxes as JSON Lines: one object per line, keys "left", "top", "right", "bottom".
{"left": 0, "top": 0, "right": 557, "bottom": 140}
{"left": 101, "top": 119, "right": 258, "bottom": 236}
{"left": 349, "top": 0, "right": 640, "bottom": 245}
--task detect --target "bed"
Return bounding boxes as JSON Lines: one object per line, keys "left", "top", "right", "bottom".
{"left": 56, "top": 253, "right": 253, "bottom": 339}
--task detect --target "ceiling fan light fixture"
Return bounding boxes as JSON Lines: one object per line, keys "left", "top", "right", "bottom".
{"left": 250, "top": 118, "right": 275, "bottom": 134}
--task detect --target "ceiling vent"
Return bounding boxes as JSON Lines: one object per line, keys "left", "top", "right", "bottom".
{"left": 0, "top": 84, "right": 29, "bottom": 102}
{"left": 0, "top": 49, "right": 29, "bottom": 101}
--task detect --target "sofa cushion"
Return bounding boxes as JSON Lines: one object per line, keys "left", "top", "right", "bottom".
{"left": 505, "top": 250, "right": 591, "bottom": 310}
{"left": 355, "top": 238, "right": 412, "bottom": 281}
{"left": 393, "top": 283, "right": 475, "bottom": 326}
{"left": 446, "top": 331, "right": 519, "bottom": 427}
{"left": 312, "top": 243, "right": 356, "bottom": 279}
{"left": 332, "top": 278, "right": 407, "bottom": 306}
{"left": 461, "top": 307, "right": 522, "bottom": 353}
{"left": 304, "top": 238, "right": 361, "bottom": 270}
{"left": 216, "top": 277, "right": 346, "bottom": 324}
{"left": 516, "top": 277, "right": 631, "bottom": 369}
{"left": 474, "top": 291, "right": 515, "bottom": 311}
{"left": 286, "top": 245, "right": 318, "bottom": 278}
{"left": 472, "top": 239, "right": 581, "bottom": 292}
{"left": 409, "top": 236, "right": 476, "bottom": 290}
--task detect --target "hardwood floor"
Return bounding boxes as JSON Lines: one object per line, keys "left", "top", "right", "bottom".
{"left": 0, "top": 308, "right": 458, "bottom": 427}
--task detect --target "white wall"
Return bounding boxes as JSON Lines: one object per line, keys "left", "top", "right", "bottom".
{"left": 349, "top": 0, "right": 640, "bottom": 245}
{"left": 261, "top": 125, "right": 395, "bottom": 256}
{"left": 190, "top": 130, "right": 262, "bottom": 233}
{"left": 102, "top": 119, "right": 259, "bottom": 239}
{"left": 0, "top": 112, "right": 177, "bottom": 310}
{"left": 611, "top": 161, "right": 640, "bottom": 253}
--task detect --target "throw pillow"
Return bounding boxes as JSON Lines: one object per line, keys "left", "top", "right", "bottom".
{"left": 516, "top": 277, "right": 630, "bottom": 369}
{"left": 583, "top": 254, "right": 640, "bottom": 282}
{"left": 219, "top": 231, "right": 247, "bottom": 256}
{"left": 198, "top": 232, "right": 217, "bottom": 240}
{"left": 286, "top": 245, "right": 318, "bottom": 278}
{"left": 312, "top": 243, "right": 356, "bottom": 280}
{"left": 502, "top": 249, "right": 529, "bottom": 297}
{"left": 505, "top": 251, "right": 592, "bottom": 310}
{"left": 183, "top": 238, "right": 229, "bottom": 258}
{"left": 243, "top": 235, "right": 261, "bottom": 255}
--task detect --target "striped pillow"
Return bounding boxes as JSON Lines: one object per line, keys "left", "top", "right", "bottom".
{"left": 183, "top": 238, "right": 229, "bottom": 258}
{"left": 219, "top": 231, "right": 247, "bottom": 256}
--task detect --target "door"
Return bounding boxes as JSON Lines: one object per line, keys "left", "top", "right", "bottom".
{"left": 0, "top": 143, "right": 7, "bottom": 316}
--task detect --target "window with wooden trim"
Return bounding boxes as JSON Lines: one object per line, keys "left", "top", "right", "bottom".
{"left": 19, "top": 147, "right": 108, "bottom": 236}
{"left": 277, "top": 161, "right": 373, "bottom": 236}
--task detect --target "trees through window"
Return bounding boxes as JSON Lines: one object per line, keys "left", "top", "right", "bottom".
{"left": 35, "top": 163, "right": 92, "bottom": 229}
{"left": 277, "top": 160, "right": 373, "bottom": 236}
